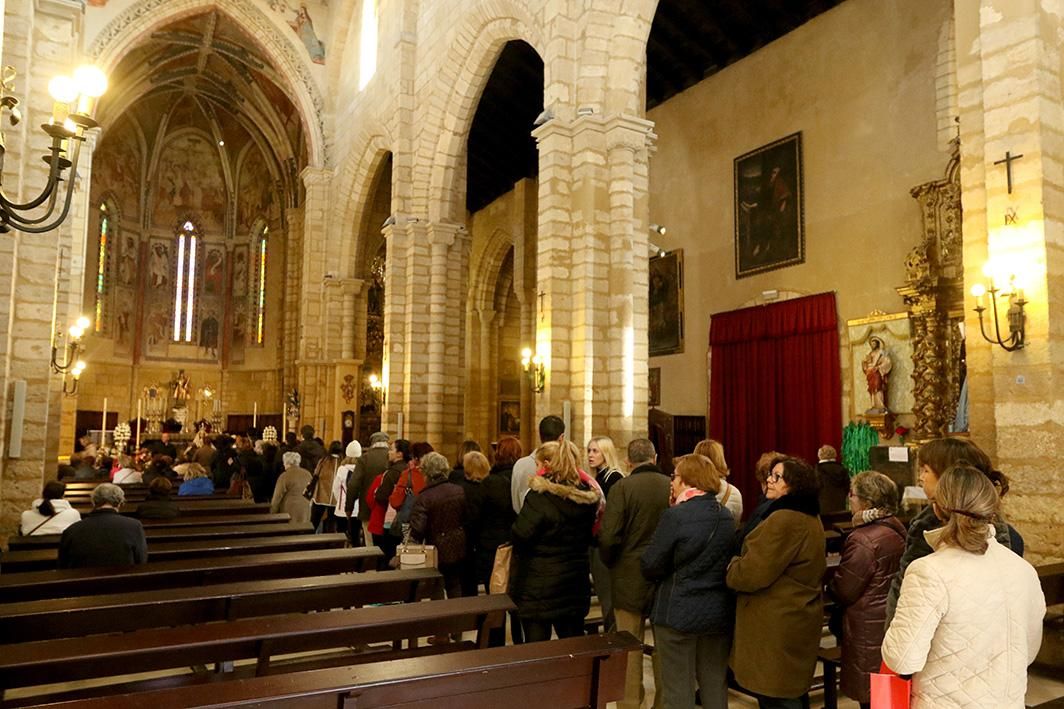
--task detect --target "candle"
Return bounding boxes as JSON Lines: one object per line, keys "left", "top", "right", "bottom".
{"left": 253, "top": 402, "right": 258, "bottom": 428}
{"left": 136, "top": 399, "right": 142, "bottom": 450}
{"left": 282, "top": 404, "right": 287, "bottom": 435}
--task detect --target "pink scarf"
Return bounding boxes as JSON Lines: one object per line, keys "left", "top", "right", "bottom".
{"left": 672, "top": 487, "right": 706, "bottom": 506}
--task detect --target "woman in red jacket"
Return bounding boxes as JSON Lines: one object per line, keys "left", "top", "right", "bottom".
{"left": 388, "top": 441, "right": 431, "bottom": 537}
{"left": 827, "top": 471, "right": 906, "bottom": 709}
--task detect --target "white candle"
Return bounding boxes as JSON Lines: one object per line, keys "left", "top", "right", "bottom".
{"left": 253, "top": 402, "right": 258, "bottom": 428}
{"left": 397, "top": 411, "right": 404, "bottom": 439}
{"left": 136, "top": 399, "right": 142, "bottom": 450}
{"left": 102, "top": 397, "right": 108, "bottom": 442}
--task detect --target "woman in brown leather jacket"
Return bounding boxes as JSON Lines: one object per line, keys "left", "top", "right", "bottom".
{"left": 827, "top": 471, "right": 906, "bottom": 709}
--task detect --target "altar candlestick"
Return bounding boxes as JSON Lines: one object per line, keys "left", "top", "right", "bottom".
{"left": 136, "top": 399, "right": 142, "bottom": 450}
{"left": 253, "top": 402, "right": 258, "bottom": 428}
{"left": 102, "top": 397, "right": 108, "bottom": 445}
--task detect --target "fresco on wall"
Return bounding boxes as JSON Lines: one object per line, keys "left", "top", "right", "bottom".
{"left": 204, "top": 247, "right": 225, "bottom": 295}
{"left": 237, "top": 148, "right": 276, "bottom": 233}
{"left": 153, "top": 132, "right": 227, "bottom": 230}
{"left": 232, "top": 246, "right": 249, "bottom": 297}
{"left": 270, "top": 1, "right": 327, "bottom": 64}
{"left": 94, "top": 116, "right": 142, "bottom": 219}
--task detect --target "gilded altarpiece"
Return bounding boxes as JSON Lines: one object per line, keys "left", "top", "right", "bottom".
{"left": 897, "top": 143, "right": 965, "bottom": 440}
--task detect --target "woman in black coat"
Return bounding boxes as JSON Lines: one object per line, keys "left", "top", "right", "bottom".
{"left": 510, "top": 440, "right": 601, "bottom": 642}
{"left": 408, "top": 452, "right": 467, "bottom": 599}
{"left": 641, "top": 454, "right": 735, "bottom": 709}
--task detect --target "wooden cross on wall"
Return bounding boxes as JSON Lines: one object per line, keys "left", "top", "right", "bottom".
{"left": 994, "top": 150, "right": 1023, "bottom": 194}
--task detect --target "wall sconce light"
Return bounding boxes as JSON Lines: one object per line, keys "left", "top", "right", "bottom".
{"left": 970, "top": 273, "right": 1026, "bottom": 351}
{"left": 1, "top": 64, "right": 108, "bottom": 234}
{"left": 369, "top": 373, "right": 386, "bottom": 406}
{"left": 61, "top": 359, "right": 85, "bottom": 396}
{"left": 650, "top": 223, "right": 667, "bottom": 236}
{"left": 51, "top": 314, "right": 90, "bottom": 373}
{"left": 520, "top": 347, "right": 545, "bottom": 393}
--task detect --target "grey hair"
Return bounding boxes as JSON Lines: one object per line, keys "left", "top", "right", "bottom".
{"left": 627, "top": 438, "right": 656, "bottom": 465}
{"left": 851, "top": 471, "right": 898, "bottom": 513}
{"left": 92, "top": 482, "right": 125, "bottom": 509}
{"left": 282, "top": 451, "right": 302, "bottom": 468}
{"left": 420, "top": 451, "right": 451, "bottom": 482}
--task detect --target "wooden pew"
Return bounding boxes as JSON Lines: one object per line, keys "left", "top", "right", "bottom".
{"left": 140, "top": 513, "right": 291, "bottom": 528}
{"left": 69, "top": 500, "right": 271, "bottom": 516}
{"left": 1035, "top": 562, "right": 1064, "bottom": 671}
{"left": 1, "top": 533, "right": 346, "bottom": 572}
{"left": 0, "top": 547, "right": 382, "bottom": 602}
{"left": 0, "top": 595, "right": 515, "bottom": 699}
{"left": 7, "top": 521, "right": 311, "bottom": 551}
{"left": 0, "top": 568, "right": 441, "bottom": 643}
{"left": 23, "top": 632, "right": 638, "bottom": 709}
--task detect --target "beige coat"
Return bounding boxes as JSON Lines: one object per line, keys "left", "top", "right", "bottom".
{"left": 270, "top": 465, "right": 312, "bottom": 523}
{"left": 727, "top": 500, "right": 826, "bottom": 699}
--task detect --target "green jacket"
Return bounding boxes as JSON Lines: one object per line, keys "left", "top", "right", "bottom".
{"left": 597, "top": 463, "right": 670, "bottom": 614}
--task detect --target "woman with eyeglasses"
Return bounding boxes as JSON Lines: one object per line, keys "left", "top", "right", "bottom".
{"left": 726, "top": 456, "right": 825, "bottom": 709}
{"left": 827, "top": 471, "right": 906, "bottom": 709}
{"left": 882, "top": 465, "right": 1044, "bottom": 708}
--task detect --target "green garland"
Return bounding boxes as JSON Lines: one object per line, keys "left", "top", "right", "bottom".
{"left": 842, "top": 420, "right": 880, "bottom": 474}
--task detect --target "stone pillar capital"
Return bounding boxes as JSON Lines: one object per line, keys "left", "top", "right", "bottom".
{"left": 300, "top": 165, "right": 334, "bottom": 188}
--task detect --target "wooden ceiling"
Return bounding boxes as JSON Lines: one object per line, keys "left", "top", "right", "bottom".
{"left": 465, "top": 1, "right": 844, "bottom": 214}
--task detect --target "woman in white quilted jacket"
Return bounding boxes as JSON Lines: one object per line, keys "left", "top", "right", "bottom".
{"left": 881, "top": 465, "right": 1045, "bottom": 709}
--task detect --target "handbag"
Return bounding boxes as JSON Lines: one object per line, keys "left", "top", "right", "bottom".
{"left": 870, "top": 662, "right": 911, "bottom": 709}
{"left": 489, "top": 542, "right": 513, "bottom": 594}
{"left": 396, "top": 542, "right": 437, "bottom": 569}
{"left": 303, "top": 472, "right": 320, "bottom": 501}
{"left": 389, "top": 478, "right": 416, "bottom": 537}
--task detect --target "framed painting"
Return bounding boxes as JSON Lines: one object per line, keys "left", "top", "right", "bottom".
{"left": 734, "top": 132, "right": 805, "bottom": 278}
{"left": 649, "top": 249, "right": 684, "bottom": 356}
{"left": 499, "top": 400, "right": 521, "bottom": 435}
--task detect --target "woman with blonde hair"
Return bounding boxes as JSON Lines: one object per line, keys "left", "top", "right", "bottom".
{"left": 882, "top": 466, "right": 1044, "bottom": 708}
{"left": 177, "top": 462, "right": 214, "bottom": 496}
{"left": 511, "top": 438, "right": 602, "bottom": 641}
{"left": 694, "top": 439, "right": 743, "bottom": 522}
{"left": 587, "top": 436, "right": 625, "bottom": 633}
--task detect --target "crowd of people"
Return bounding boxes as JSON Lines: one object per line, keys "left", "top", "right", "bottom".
{"left": 24, "top": 419, "right": 1047, "bottom": 709}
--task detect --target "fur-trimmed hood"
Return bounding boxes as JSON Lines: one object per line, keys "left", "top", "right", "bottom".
{"left": 529, "top": 474, "right": 601, "bottom": 505}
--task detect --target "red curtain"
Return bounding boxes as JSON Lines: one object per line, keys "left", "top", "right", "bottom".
{"left": 708, "top": 292, "right": 841, "bottom": 518}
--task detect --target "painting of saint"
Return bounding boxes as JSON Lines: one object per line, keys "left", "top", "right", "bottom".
{"left": 93, "top": 116, "right": 141, "bottom": 217}
{"left": 734, "top": 133, "right": 804, "bottom": 278}
{"left": 271, "top": 0, "right": 326, "bottom": 64}
{"left": 152, "top": 133, "right": 227, "bottom": 229}
{"left": 115, "top": 306, "right": 133, "bottom": 347}
{"left": 200, "top": 312, "right": 219, "bottom": 358}
{"left": 204, "top": 248, "right": 224, "bottom": 294}
{"left": 232, "top": 247, "right": 248, "bottom": 297}
{"left": 499, "top": 401, "right": 520, "bottom": 435}
{"left": 118, "top": 236, "right": 137, "bottom": 286}
{"left": 146, "top": 307, "right": 169, "bottom": 352}
{"left": 149, "top": 242, "right": 169, "bottom": 288}
{"left": 649, "top": 250, "right": 684, "bottom": 356}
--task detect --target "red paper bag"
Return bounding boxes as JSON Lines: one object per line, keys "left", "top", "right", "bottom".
{"left": 870, "top": 662, "right": 911, "bottom": 709}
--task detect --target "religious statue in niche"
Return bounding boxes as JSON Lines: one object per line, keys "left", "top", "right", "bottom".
{"left": 200, "top": 311, "right": 220, "bottom": 358}
{"left": 861, "top": 336, "right": 893, "bottom": 413}
{"left": 149, "top": 242, "right": 169, "bottom": 288}
{"left": 204, "top": 248, "right": 224, "bottom": 294}
{"left": 172, "top": 370, "right": 192, "bottom": 402}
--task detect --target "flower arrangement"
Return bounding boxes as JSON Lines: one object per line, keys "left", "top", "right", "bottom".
{"left": 895, "top": 425, "right": 910, "bottom": 445}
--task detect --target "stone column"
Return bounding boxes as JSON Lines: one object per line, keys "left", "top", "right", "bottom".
{"left": 532, "top": 113, "right": 656, "bottom": 448}
{"left": 954, "top": 0, "right": 1064, "bottom": 563}
{"left": 295, "top": 166, "right": 333, "bottom": 435}
{"left": 0, "top": 0, "right": 85, "bottom": 537}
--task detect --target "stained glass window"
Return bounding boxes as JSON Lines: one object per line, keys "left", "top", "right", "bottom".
{"left": 256, "top": 227, "right": 268, "bottom": 344}
{"left": 94, "top": 203, "right": 109, "bottom": 332}
{"left": 173, "top": 220, "right": 198, "bottom": 342}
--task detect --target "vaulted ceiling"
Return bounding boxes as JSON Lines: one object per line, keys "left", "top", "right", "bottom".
{"left": 98, "top": 10, "right": 308, "bottom": 195}
{"left": 465, "top": 1, "right": 846, "bottom": 214}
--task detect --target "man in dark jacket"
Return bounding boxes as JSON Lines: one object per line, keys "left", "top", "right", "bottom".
{"left": 598, "top": 438, "right": 670, "bottom": 709}
{"left": 297, "top": 425, "right": 326, "bottom": 474}
{"left": 816, "top": 444, "right": 851, "bottom": 514}
{"left": 58, "top": 483, "right": 147, "bottom": 568}
{"left": 347, "top": 431, "right": 390, "bottom": 545}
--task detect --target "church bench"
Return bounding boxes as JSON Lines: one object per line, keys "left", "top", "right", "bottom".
{"left": 140, "top": 512, "right": 292, "bottom": 528}
{"left": 20, "top": 631, "right": 638, "bottom": 709}
{"left": 0, "top": 595, "right": 515, "bottom": 698}
{"left": 1035, "top": 562, "right": 1064, "bottom": 671}
{"left": 6, "top": 521, "right": 312, "bottom": 551}
{"left": 70, "top": 500, "right": 271, "bottom": 516}
{"left": 0, "top": 533, "right": 346, "bottom": 572}
{"left": 0, "top": 568, "right": 441, "bottom": 643}
{"left": 0, "top": 547, "right": 382, "bottom": 602}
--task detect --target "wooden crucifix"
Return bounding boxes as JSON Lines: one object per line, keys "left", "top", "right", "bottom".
{"left": 993, "top": 150, "right": 1023, "bottom": 194}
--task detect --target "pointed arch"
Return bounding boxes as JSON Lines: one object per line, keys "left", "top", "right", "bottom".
{"left": 331, "top": 131, "right": 395, "bottom": 279}
{"left": 88, "top": 0, "right": 327, "bottom": 167}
